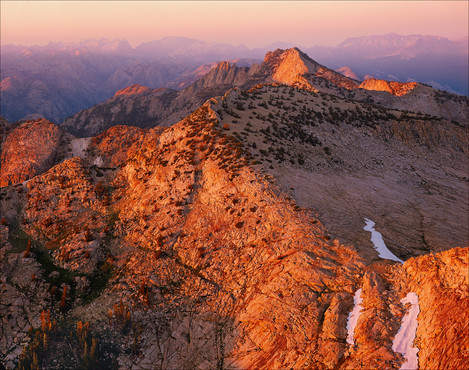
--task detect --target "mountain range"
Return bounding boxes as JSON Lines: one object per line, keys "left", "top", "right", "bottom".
{"left": 1, "top": 44, "right": 468, "bottom": 369}
{"left": 1, "top": 33, "right": 467, "bottom": 124}
{"left": 60, "top": 48, "right": 468, "bottom": 137}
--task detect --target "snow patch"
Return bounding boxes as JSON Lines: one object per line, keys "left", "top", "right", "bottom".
{"left": 363, "top": 218, "right": 403, "bottom": 263}
{"left": 392, "top": 292, "right": 420, "bottom": 370}
{"left": 346, "top": 288, "right": 363, "bottom": 345}
{"left": 70, "top": 137, "right": 91, "bottom": 158}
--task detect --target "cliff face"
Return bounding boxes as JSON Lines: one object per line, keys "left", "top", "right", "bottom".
{"left": 261, "top": 48, "right": 360, "bottom": 92}
{"left": 264, "top": 48, "right": 319, "bottom": 86}
{"left": 185, "top": 61, "right": 251, "bottom": 90}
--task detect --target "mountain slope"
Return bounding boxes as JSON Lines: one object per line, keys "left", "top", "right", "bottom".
{"left": 2, "top": 34, "right": 467, "bottom": 124}
{"left": 210, "top": 85, "right": 468, "bottom": 260}
{"left": 60, "top": 86, "right": 178, "bottom": 137}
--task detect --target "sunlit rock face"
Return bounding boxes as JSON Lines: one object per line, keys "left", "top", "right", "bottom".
{"left": 359, "top": 78, "right": 418, "bottom": 96}
{"left": 404, "top": 247, "right": 469, "bottom": 370}
{"left": 113, "top": 84, "right": 153, "bottom": 97}
{"left": 265, "top": 48, "right": 319, "bottom": 86}
{"left": 0, "top": 119, "right": 70, "bottom": 187}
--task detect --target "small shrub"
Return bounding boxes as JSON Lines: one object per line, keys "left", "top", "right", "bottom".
{"left": 235, "top": 221, "right": 244, "bottom": 229}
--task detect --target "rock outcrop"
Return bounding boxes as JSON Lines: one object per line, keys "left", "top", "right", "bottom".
{"left": 404, "top": 247, "right": 469, "bottom": 369}
{"left": 0, "top": 119, "right": 70, "bottom": 187}
{"left": 359, "top": 78, "right": 418, "bottom": 96}
{"left": 113, "top": 83, "right": 153, "bottom": 97}
{"left": 87, "top": 125, "right": 149, "bottom": 167}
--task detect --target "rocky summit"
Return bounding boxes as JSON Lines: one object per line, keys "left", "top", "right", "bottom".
{"left": 0, "top": 47, "right": 468, "bottom": 369}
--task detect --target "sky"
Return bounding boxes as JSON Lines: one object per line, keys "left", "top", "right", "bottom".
{"left": 1, "top": 1, "right": 468, "bottom": 48}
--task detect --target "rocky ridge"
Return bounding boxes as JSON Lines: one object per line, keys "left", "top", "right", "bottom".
{"left": 0, "top": 105, "right": 364, "bottom": 368}
{"left": 61, "top": 48, "right": 468, "bottom": 137}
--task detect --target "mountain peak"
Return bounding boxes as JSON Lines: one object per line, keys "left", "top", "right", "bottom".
{"left": 263, "top": 47, "right": 320, "bottom": 86}
{"left": 335, "top": 66, "right": 361, "bottom": 81}
{"left": 215, "top": 60, "right": 233, "bottom": 71}
{"left": 114, "top": 84, "right": 152, "bottom": 97}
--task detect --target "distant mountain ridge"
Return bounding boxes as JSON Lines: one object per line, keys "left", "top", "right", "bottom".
{"left": 304, "top": 33, "right": 468, "bottom": 95}
{"left": 336, "top": 33, "right": 468, "bottom": 58}
{"left": 1, "top": 33, "right": 467, "bottom": 124}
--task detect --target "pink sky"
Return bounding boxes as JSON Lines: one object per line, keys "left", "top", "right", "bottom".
{"left": 1, "top": 1, "right": 467, "bottom": 47}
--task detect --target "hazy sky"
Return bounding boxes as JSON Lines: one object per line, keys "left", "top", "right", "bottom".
{"left": 1, "top": 1, "right": 468, "bottom": 48}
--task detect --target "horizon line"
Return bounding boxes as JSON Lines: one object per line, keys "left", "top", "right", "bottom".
{"left": 2, "top": 32, "right": 468, "bottom": 50}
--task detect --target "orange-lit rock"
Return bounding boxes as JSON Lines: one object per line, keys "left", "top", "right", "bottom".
{"left": 0, "top": 119, "right": 69, "bottom": 187}
{"left": 114, "top": 83, "right": 152, "bottom": 97}
{"left": 359, "top": 78, "right": 418, "bottom": 96}
{"left": 404, "top": 247, "right": 469, "bottom": 370}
